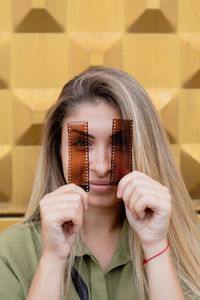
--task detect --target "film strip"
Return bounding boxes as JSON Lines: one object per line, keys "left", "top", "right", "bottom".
{"left": 67, "top": 121, "right": 89, "bottom": 192}
{"left": 110, "top": 119, "right": 133, "bottom": 185}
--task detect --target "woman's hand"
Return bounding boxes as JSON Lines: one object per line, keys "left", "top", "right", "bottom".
{"left": 117, "top": 171, "right": 172, "bottom": 249}
{"left": 39, "top": 183, "right": 88, "bottom": 264}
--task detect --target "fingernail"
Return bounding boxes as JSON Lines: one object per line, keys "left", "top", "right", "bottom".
{"left": 85, "top": 200, "right": 88, "bottom": 209}
{"left": 117, "top": 190, "right": 121, "bottom": 198}
{"left": 74, "top": 226, "right": 80, "bottom": 235}
{"left": 83, "top": 200, "right": 88, "bottom": 210}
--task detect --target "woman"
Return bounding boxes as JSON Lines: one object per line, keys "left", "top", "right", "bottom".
{"left": 0, "top": 66, "right": 200, "bottom": 300}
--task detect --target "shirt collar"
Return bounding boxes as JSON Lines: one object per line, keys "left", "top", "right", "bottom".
{"left": 75, "top": 217, "right": 131, "bottom": 268}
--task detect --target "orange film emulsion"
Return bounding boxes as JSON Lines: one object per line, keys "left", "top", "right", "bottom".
{"left": 110, "top": 119, "right": 133, "bottom": 185}
{"left": 67, "top": 121, "right": 89, "bottom": 192}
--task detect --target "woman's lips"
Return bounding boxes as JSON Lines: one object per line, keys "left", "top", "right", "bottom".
{"left": 89, "top": 181, "right": 113, "bottom": 192}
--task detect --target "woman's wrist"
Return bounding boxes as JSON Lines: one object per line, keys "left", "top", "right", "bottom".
{"left": 27, "top": 252, "right": 66, "bottom": 299}
{"left": 141, "top": 239, "right": 169, "bottom": 258}
{"left": 40, "top": 252, "right": 67, "bottom": 273}
{"left": 142, "top": 240, "right": 170, "bottom": 266}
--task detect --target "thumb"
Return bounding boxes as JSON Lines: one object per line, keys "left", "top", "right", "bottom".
{"left": 125, "top": 204, "right": 142, "bottom": 229}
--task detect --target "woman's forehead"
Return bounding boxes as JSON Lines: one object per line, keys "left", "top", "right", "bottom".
{"left": 63, "top": 102, "right": 121, "bottom": 137}
{"left": 63, "top": 119, "right": 114, "bottom": 139}
{"left": 68, "top": 102, "right": 120, "bottom": 119}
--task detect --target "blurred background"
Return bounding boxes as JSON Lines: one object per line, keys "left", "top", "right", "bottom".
{"left": 0, "top": 0, "right": 200, "bottom": 230}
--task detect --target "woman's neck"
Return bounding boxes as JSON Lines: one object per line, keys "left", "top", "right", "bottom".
{"left": 83, "top": 201, "right": 125, "bottom": 236}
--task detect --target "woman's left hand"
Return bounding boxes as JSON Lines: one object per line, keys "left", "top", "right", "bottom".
{"left": 117, "top": 171, "right": 172, "bottom": 249}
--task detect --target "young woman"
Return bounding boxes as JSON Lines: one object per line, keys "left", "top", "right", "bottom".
{"left": 0, "top": 66, "right": 200, "bottom": 300}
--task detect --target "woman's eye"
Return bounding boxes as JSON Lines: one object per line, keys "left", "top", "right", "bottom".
{"left": 116, "top": 137, "right": 123, "bottom": 146}
{"left": 72, "top": 139, "right": 91, "bottom": 150}
{"left": 113, "top": 135, "right": 128, "bottom": 148}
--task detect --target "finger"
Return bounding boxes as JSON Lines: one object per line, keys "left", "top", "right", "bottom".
{"left": 63, "top": 184, "right": 89, "bottom": 209}
{"left": 62, "top": 222, "right": 80, "bottom": 235}
{"left": 123, "top": 186, "right": 166, "bottom": 220}
{"left": 41, "top": 194, "right": 84, "bottom": 209}
{"left": 117, "top": 174, "right": 132, "bottom": 198}
{"left": 134, "top": 194, "right": 171, "bottom": 220}
{"left": 67, "top": 185, "right": 89, "bottom": 210}
{"left": 41, "top": 200, "right": 84, "bottom": 215}
{"left": 117, "top": 170, "right": 163, "bottom": 198}
{"left": 42, "top": 207, "right": 83, "bottom": 230}
{"left": 43, "top": 184, "right": 88, "bottom": 210}
{"left": 60, "top": 208, "right": 83, "bottom": 231}
{"left": 125, "top": 196, "right": 139, "bottom": 220}
{"left": 122, "top": 182, "right": 168, "bottom": 207}
{"left": 131, "top": 171, "right": 163, "bottom": 186}
{"left": 50, "top": 208, "right": 83, "bottom": 235}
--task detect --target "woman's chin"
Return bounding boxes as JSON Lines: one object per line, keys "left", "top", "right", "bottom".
{"left": 88, "top": 187, "right": 117, "bottom": 198}
{"left": 87, "top": 189, "right": 120, "bottom": 207}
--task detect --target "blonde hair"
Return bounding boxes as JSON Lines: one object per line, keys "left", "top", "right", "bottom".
{"left": 21, "top": 66, "right": 200, "bottom": 299}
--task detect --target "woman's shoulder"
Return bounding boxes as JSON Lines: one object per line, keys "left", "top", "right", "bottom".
{"left": 0, "top": 222, "right": 42, "bottom": 299}
{"left": 0, "top": 221, "right": 42, "bottom": 261}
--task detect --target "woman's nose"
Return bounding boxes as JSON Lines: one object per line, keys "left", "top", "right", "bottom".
{"left": 89, "top": 145, "right": 111, "bottom": 177}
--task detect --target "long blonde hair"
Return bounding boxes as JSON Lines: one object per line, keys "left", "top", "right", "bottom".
{"left": 22, "top": 66, "right": 200, "bottom": 299}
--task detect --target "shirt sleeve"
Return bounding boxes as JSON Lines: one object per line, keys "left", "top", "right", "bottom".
{"left": 180, "top": 280, "right": 199, "bottom": 300}
{"left": 0, "top": 257, "right": 25, "bottom": 300}
{"left": 184, "top": 290, "right": 199, "bottom": 300}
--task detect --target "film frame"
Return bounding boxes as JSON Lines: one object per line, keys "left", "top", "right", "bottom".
{"left": 67, "top": 121, "right": 89, "bottom": 192}
{"left": 110, "top": 119, "right": 133, "bottom": 185}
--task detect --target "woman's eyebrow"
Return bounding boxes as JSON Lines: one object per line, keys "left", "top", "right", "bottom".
{"left": 70, "top": 129, "right": 124, "bottom": 139}
{"left": 71, "top": 129, "right": 95, "bottom": 139}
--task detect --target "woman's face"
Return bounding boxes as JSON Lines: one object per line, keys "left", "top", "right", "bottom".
{"left": 61, "top": 101, "right": 122, "bottom": 207}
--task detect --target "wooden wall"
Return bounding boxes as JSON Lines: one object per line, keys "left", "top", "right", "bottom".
{"left": 0, "top": 0, "right": 200, "bottom": 230}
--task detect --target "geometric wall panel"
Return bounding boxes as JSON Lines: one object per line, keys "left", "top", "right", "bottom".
{"left": 179, "top": 0, "right": 200, "bottom": 32}
{"left": 148, "top": 89, "right": 178, "bottom": 144}
{"left": 124, "top": 35, "right": 179, "bottom": 88}
{"left": 104, "top": 36, "right": 123, "bottom": 70}
{"left": 181, "top": 144, "right": 200, "bottom": 199}
{"left": 13, "top": 89, "right": 59, "bottom": 145}
{"left": 179, "top": 90, "right": 200, "bottom": 143}
{"left": 0, "top": 146, "right": 12, "bottom": 203}
{"left": 67, "top": 0, "right": 123, "bottom": 32}
{"left": 12, "top": 34, "right": 68, "bottom": 88}
{"left": 0, "top": 0, "right": 11, "bottom": 32}
{"left": 0, "top": 146, "right": 41, "bottom": 214}
{"left": 0, "top": 0, "right": 200, "bottom": 225}
{"left": 0, "top": 34, "right": 11, "bottom": 89}
{"left": 12, "top": 0, "right": 66, "bottom": 33}
{"left": 181, "top": 34, "right": 200, "bottom": 88}
{"left": 12, "top": 146, "right": 41, "bottom": 211}
{"left": 0, "top": 91, "right": 12, "bottom": 145}
{"left": 125, "top": 0, "right": 177, "bottom": 33}
{"left": 69, "top": 33, "right": 123, "bottom": 79}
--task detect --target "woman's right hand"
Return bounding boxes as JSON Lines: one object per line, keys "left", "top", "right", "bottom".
{"left": 39, "top": 183, "right": 88, "bottom": 264}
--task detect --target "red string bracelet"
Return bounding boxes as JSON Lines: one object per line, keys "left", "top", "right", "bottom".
{"left": 142, "top": 241, "right": 169, "bottom": 266}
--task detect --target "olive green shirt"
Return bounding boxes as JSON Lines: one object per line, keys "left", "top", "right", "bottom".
{"left": 0, "top": 219, "right": 197, "bottom": 299}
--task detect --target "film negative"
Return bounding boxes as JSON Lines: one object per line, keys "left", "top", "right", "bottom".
{"left": 67, "top": 121, "right": 89, "bottom": 192}
{"left": 110, "top": 119, "right": 133, "bottom": 185}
